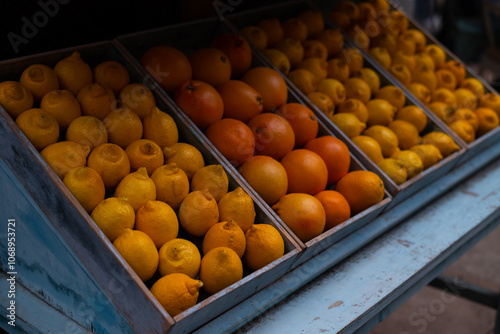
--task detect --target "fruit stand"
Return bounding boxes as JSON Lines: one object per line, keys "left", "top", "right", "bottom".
{"left": 1, "top": 0, "right": 500, "bottom": 333}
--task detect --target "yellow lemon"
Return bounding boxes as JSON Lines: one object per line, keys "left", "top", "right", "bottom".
{"left": 158, "top": 239, "right": 201, "bottom": 279}
{"left": 409, "top": 144, "right": 443, "bottom": 169}
{"left": 389, "top": 64, "right": 412, "bottom": 87}
{"left": 243, "top": 224, "right": 285, "bottom": 272}
{"left": 460, "top": 78, "right": 484, "bottom": 98}
{"left": 295, "top": 58, "right": 328, "bottom": 81}
{"left": 40, "top": 89, "right": 82, "bottom": 130}
{"left": 391, "top": 150, "right": 424, "bottom": 179}
{"left": 125, "top": 139, "right": 164, "bottom": 176}
{"left": 287, "top": 69, "right": 318, "bottom": 95}
{"left": 163, "top": 143, "right": 205, "bottom": 181}
{"left": 114, "top": 167, "right": 156, "bottom": 211}
{"left": 475, "top": 107, "right": 500, "bottom": 136}
{"left": 364, "top": 125, "right": 399, "bottom": 157}
{"left": 395, "top": 105, "right": 428, "bottom": 132}
{"left": 448, "top": 120, "right": 476, "bottom": 143}
{"left": 0, "top": 81, "right": 34, "bottom": 119}
{"left": 306, "top": 92, "right": 335, "bottom": 117}
{"left": 90, "top": 197, "right": 135, "bottom": 242}
{"left": 407, "top": 82, "right": 431, "bottom": 105}
{"left": 135, "top": 200, "right": 179, "bottom": 249}
{"left": 241, "top": 26, "right": 268, "bottom": 51}
{"left": 366, "top": 99, "right": 397, "bottom": 127}
{"left": 179, "top": 189, "right": 219, "bottom": 237}
{"left": 317, "top": 78, "right": 347, "bottom": 106}
{"left": 77, "top": 83, "right": 116, "bottom": 119}
{"left": 388, "top": 120, "right": 421, "bottom": 150}
{"left": 40, "top": 141, "right": 90, "bottom": 179}
{"left": 447, "top": 108, "right": 479, "bottom": 132}
{"left": 421, "top": 131, "right": 460, "bottom": 158}
{"left": 375, "top": 85, "right": 406, "bottom": 109}
{"left": 431, "top": 88, "right": 457, "bottom": 107}
{"left": 351, "top": 135, "right": 384, "bottom": 164}
{"left": 344, "top": 77, "right": 372, "bottom": 104}
{"left": 355, "top": 67, "right": 381, "bottom": 94}
{"left": 93, "top": 60, "right": 130, "bottom": 95}
{"left": 435, "top": 69, "right": 457, "bottom": 91}
{"left": 203, "top": 220, "right": 246, "bottom": 257}
{"left": 218, "top": 187, "right": 256, "bottom": 233}
{"left": 118, "top": 83, "right": 156, "bottom": 119}
{"left": 103, "top": 107, "right": 143, "bottom": 149}
{"left": 63, "top": 166, "right": 105, "bottom": 213}
{"left": 190, "top": 164, "right": 229, "bottom": 202}
{"left": 377, "top": 158, "right": 408, "bottom": 185}
{"left": 143, "top": 106, "right": 179, "bottom": 148}
{"left": 19, "top": 64, "right": 59, "bottom": 102}
{"left": 329, "top": 113, "right": 366, "bottom": 138}
{"left": 87, "top": 143, "right": 131, "bottom": 191}
{"left": 425, "top": 44, "right": 446, "bottom": 69}
{"left": 15, "top": 108, "right": 59, "bottom": 151}
{"left": 337, "top": 98, "right": 369, "bottom": 123}
{"left": 326, "top": 58, "right": 350, "bottom": 83}
{"left": 479, "top": 93, "right": 500, "bottom": 118}
{"left": 261, "top": 49, "right": 291, "bottom": 75}
{"left": 454, "top": 88, "right": 478, "bottom": 110}
{"left": 150, "top": 273, "right": 203, "bottom": 316}
{"left": 54, "top": 51, "right": 92, "bottom": 96}
{"left": 66, "top": 115, "right": 108, "bottom": 151}
{"left": 150, "top": 163, "right": 189, "bottom": 211}
{"left": 200, "top": 247, "right": 243, "bottom": 295}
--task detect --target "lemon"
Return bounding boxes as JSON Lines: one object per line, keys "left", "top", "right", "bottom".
{"left": 150, "top": 163, "right": 189, "bottom": 211}
{"left": 103, "top": 108, "right": 143, "bottom": 149}
{"left": 428, "top": 102, "right": 455, "bottom": 123}
{"left": 391, "top": 150, "right": 424, "bottom": 179}
{"left": 54, "top": 51, "right": 93, "bottom": 96}
{"left": 317, "top": 78, "right": 347, "bottom": 106}
{"left": 0, "top": 81, "right": 34, "bottom": 118}
{"left": 243, "top": 224, "right": 285, "bottom": 272}
{"left": 114, "top": 167, "right": 156, "bottom": 211}
{"left": 163, "top": 143, "right": 205, "bottom": 181}
{"left": 421, "top": 132, "right": 460, "bottom": 157}
{"left": 218, "top": 187, "right": 256, "bottom": 233}
{"left": 366, "top": 99, "right": 397, "bottom": 127}
{"left": 15, "top": 108, "right": 59, "bottom": 151}
{"left": 190, "top": 164, "right": 229, "bottom": 202}
{"left": 306, "top": 91, "right": 334, "bottom": 117}
{"left": 135, "top": 200, "right": 179, "bottom": 249}
{"left": 93, "top": 60, "right": 130, "bottom": 96}
{"left": 19, "top": 64, "right": 59, "bottom": 101}
{"left": 91, "top": 197, "right": 135, "bottom": 242}
{"left": 241, "top": 26, "right": 268, "bottom": 51}
{"left": 448, "top": 120, "right": 475, "bottom": 143}
{"left": 63, "top": 166, "right": 105, "bottom": 213}
{"left": 151, "top": 273, "right": 203, "bottom": 316}
{"left": 203, "top": 220, "right": 246, "bottom": 257}
{"left": 479, "top": 93, "right": 500, "bottom": 117}
{"left": 118, "top": 83, "right": 156, "bottom": 119}
{"left": 351, "top": 135, "right": 384, "bottom": 164}
{"left": 388, "top": 120, "right": 421, "bottom": 150}
{"left": 40, "top": 89, "right": 82, "bottom": 130}
{"left": 77, "top": 83, "right": 116, "bottom": 119}
{"left": 447, "top": 108, "right": 479, "bottom": 132}
{"left": 363, "top": 125, "right": 399, "bottom": 158}
{"left": 158, "top": 239, "right": 201, "bottom": 278}
{"left": 389, "top": 64, "right": 412, "bottom": 87}
{"left": 125, "top": 139, "right": 164, "bottom": 176}
{"left": 337, "top": 98, "right": 369, "bottom": 123}
{"left": 407, "top": 82, "right": 431, "bottom": 105}
{"left": 375, "top": 85, "right": 406, "bottom": 110}
{"left": 142, "top": 106, "right": 179, "bottom": 148}
{"left": 329, "top": 113, "right": 366, "bottom": 138}
{"left": 454, "top": 88, "right": 478, "bottom": 110}
{"left": 87, "top": 143, "right": 131, "bottom": 191}
{"left": 410, "top": 144, "right": 443, "bottom": 169}
{"left": 200, "top": 247, "right": 243, "bottom": 295}
{"left": 66, "top": 116, "right": 108, "bottom": 151}
{"left": 460, "top": 78, "right": 484, "bottom": 98}
{"left": 344, "top": 77, "right": 372, "bottom": 104}
{"left": 475, "top": 107, "right": 500, "bottom": 136}
{"left": 377, "top": 158, "right": 408, "bottom": 185}
{"left": 41, "top": 141, "right": 90, "bottom": 179}
{"left": 287, "top": 69, "right": 318, "bottom": 95}
{"left": 113, "top": 228, "right": 158, "bottom": 281}
{"left": 431, "top": 88, "right": 457, "bottom": 107}
{"left": 178, "top": 189, "right": 219, "bottom": 237}
{"left": 355, "top": 68, "right": 380, "bottom": 95}
{"left": 395, "top": 105, "right": 428, "bottom": 133}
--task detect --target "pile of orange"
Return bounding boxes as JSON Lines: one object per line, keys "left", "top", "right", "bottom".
{"left": 0, "top": 51, "right": 287, "bottom": 317}
{"left": 332, "top": 0, "right": 500, "bottom": 144}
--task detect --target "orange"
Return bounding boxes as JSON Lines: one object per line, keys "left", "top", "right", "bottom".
{"left": 63, "top": 166, "right": 105, "bottom": 213}
{"left": 295, "top": 58, "right": 328, "bottom": 81}
{"left": 178, "top": 189, "right": 219, "bottom": 237}
{"left": 216, "top": 80, "right": 263, "bottom": 123}
{"left": 371, "top": 32, "right": 398, "bottom": 55}
{"left": 141, "top": 45, "right": 192, "bottom": 94}
{"left": 151, "top": 163, "right": 189, "bottom": 211}
{"left": 218, "top": 187, "right": 256, "bottom": 233}
{"left": 431, "top": 88, "right": 457, "bottom": 107}
{"left": 118, "top": 83, "right": 156, "bottom": 119}
{"left": 460, "top": 78, "right": 485, "bottom": 98}
{"left": 262, "top": 49, "right": 292, "bottom": 75}
{"left": 203, "top": 220, "right": 246, "bottom": 257}
{"left": 212, "top": 33, "right": 252, "bottom": 78}
{"left": 435, "top": 69, "right": 457, "bottom": 91}
{"left": 338, "top": 47, "right": 364, "bottom": 76}
{"left": 327, "top": 58, "right": 350, "bottom": 83}
{"left": 302, "top": 40, "right": 329, "bottom": 61}
{"left": 114, "top": 167, "right": 157, "bottom": 212}
{"left": 77, "top": 83, "right": 116, "bottom": 119}
{"left": 93, "top": 60, "right": 130, "bottom": 95}
{"left": 287, "top": 69, "right": 318, "bottom": 95}
{"left": 369, "top": 47, "right": 392, "bottom": 70}
{"left": 395, "top": 105, "right": 428, "bottom": 133}
{"left": 479, "top": 93, "right": 500, "bottom": 117}
{"left": 243, "top": 224, "right": 285, "bottom": 271}
{"left": 389, "top": 120, "right": 421, "bottom": 150}
{"left": 0, "top": 81, "right": 34, "bottom": 119}
{"left": 90, "top": 197, "right": 135, "bottom": 242}
{"left": 276, "top": 103, "right": 319, "bottom": 148}
{"left": 173, "top": 80, "right": 224, "bottom": 130}
{"left": 407, "top": 83, "right": 431, "bottom": 105}
{"left": 135, "top": 200, "right": 179, "bottom": 249}
{"left": 241, "top": 25, "right": 268, "bottom": 51}
{"left": 272, "top": 193, "right": 326, "bottom": 243}
{"left": 40, "top": 89, "right": 81, "bottom": 130}
{"left": 103, "top": 108, "right": 143, "bottom": 149}
{"left": 375, "top": 85, "right": 406, "bottom": 109}
{"left": 258, "top": 18, "right": 284, "bottom": 47}
{"left": 125, "top": 139, "right": 164, "bottom": 175}
{"left": 188, "top": 48, "right": 232, "bottom": 87}
{"left": 307, "top": 92, "right": 335, "bottom": 117}
{"left": 15, "top": 108, "right": 59, "bottom": 151}
{"left": 150, "top": 273, "right": 202, "bottom": 316}
{"left": 351, "top": 135, "right": 384, "bottom": 164}
{"left": 475, "top": 107, "right": 500, "bottom": 136}
{"left": 87, "top": 143, "right": 131, "bottom": 191}
{"left": 317, "top": 78, "right": 347, "bottom": 106}
{"left": 280, "top": 149, "right": 328, "bottom": 195}
{"left": 163, "top": 143, "right": 205, "bottom": 181}
{"left": 355, "top": 68, "right": 381, "bottom": 95}
{"left": 298, "top": 10, "right": 325, "bottom": 37}
{"left": 314, "top": 190, "right": 351, "bottom": 230}
{"left": 442, "top": 60, "right": 466, "bottom": 85}
{"left": 281, "top": 18, "right": 308, "bottom": 42}
{"left": 65, "top": 115, "right": 108, "bottom": 151}
{"left": 142, "top": 106, "right": 179, "bottom": 148}
{"left": 19, "top": 64, "right": 59, "bottom": 101}
{"left": 241, "top": 67, "right": 288, "bottom": 112}
{"left": 158, "top": 239, "right": 201, "bottom": 279}
{"left": 337, "top": 98, "right": 369, "bottom": 123}
{"left": 314, "top": 29, "right": 344, "bottom": 58}
{"left": 200, "top": 247, "right": 243, "bottom": 295}
{"left": 335, "top": 170, "right": 384, "bottom": 215}
{"left": 366, "top": 99, "right": 397, "bottom": 127}
{"left": 54, "top": 51, "right": 92, "bottom": 96}
{"left": 113, "top": 228, "right": 159, "bottom": 282}
{"left": 40, "top": 141, "right": 90, "bottom": 179}
{"left": 275, "top": 38, "right": 305, "bottom": 67}
{"left": 454, "top": 88, "right": 478, "bottom": 110}
{"left": 304, "top": 135, "right": 351, "bottom": 185}
{"left": 389, "top": 64, "right": 412, "bottom": 87}
{"left": 205, "top": 118, "right": 255, "bottom": 168}
{"left": 425, "top": 44, "right": 446, "bottom": 69}
{"left": 239, "top": 155, "right": 288, "bottom": 206}
{"left": 344, "top": 77, "right": 372, "bottom": 104}
{"left": 247, "top": 112, "right": 295, "bottom": 160}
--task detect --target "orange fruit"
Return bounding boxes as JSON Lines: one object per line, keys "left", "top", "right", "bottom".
{"left": 275, "top": 38, "right": 305, "bottom": 67}
{"left": 337, "top": 98, "right": 369, "bottom": 123}
{"left": 366, "top": 98, "right": 397, "bottom": 127}
{"left": 335, "top": 170, "right": 385, "bottom": 215}
{"left": 295, "top": 58, "right": 328, "bottom": 81}
{"left": 302, "top": 40, "right": 329, "bottom": 61}
{"left": 150, "top": 273, "right": 202, "bottom": 316}
{"left": 151, "top": 163, "right": 189, "bottom": 211}
{"left": 135, "top": 200, "right": 179, "bottom": 249}
{"left": 298, "top": 10, "right": 325, "bottom": 37}
{"left": 375, "top": 85, "right": 406, "bottom": 109}
{"left": 389, "top": 64, "right": 412, "bottom": 87}
{"left": 0, "top": 81, "right": 34, "bottom": 119}
{"left": 241, "top": 67, "right": 288, "bottom": 112}
{"left": 141, "top": 45, "right": 192, "bottom": 94}
{"left": 205, "top": 118, "right": 255, "bottom": 168}
{"left": 212, "top": 33, "right": 252, "bottom": 78}
{"left": 435, "top": 69, "right": 457, "bottom": 91}
{"left": 281, "top": 18, "right": 308, "bottom": 42}
{"left": 475, "top": 107, "right": 500, "bottom": 136}
{"left": 179, "top": 189, "right": 219, "bottom": 237}
{"left": 202, "top": 220, "right": 246, "bottom": 257}
{"left": 304, "top": 135, "right": 351, "bottom": 185}
{"left": 241, "top": 26, "right": 268, "bottom": 51}
{"left": 262, "top": 48, "right": 291, "bottom": 75}
{"left": 19, "top": 64, "right": 59, "bottom": 102}
{"left": 40, "top": 89, "right": 81, "bottom": 130}
{"left": 118, "top": 83, "right": 156, "bottom": 119}
{"left": 142, "top": 106, "right": 179, "bottom": 148}
{"left": 407, "top": 83, "right": 431, "bottom": 105}
{"left": 276, "top": 103, "right": 319, "bottom": 148}
{"left": 327, "top": 58, "right": 350, "bottom": 83}
{"left": 307, "top": 92, "right": 335, "bottom": 117}
{"left": 216, "top": 80, "right": 263, "bottom": 123}
{"left": 287, "top": 69, "right": 318, "bottom": 95}
{"left": 200, "top": 247, "right": 243, "bottom": 295}
{"left": 280, "top": 149, "right": 328, "bottom": 196}
{"left": 87, "top": 143, "right": 131, "bottom": 191}
{"left": 40, "top": 141, "right": 90, "bottom": 179}
{"left": 163, "top": 143, "right": 205, "bottom": 181}
{"left": 77, "top": 83, "right": 116, "bottom": 119}
{"left": 442, "top": 60, "right": 466, "bottom": 85}
{"left": 189, "top": 48, "right": 232, "bottom": 87}
{"left": 63, "top": 166, "right": 105, "bottom": 213}
{"left": 15, "top": 108, "right": 59, "bottom": 151}
{"left": 239, "top": 155, "right": 288, "bottom": 206}
{"left": 125, "top": 139, "right": 164, "bottom": 176}
{"left": 53, "top": 51, "right": 93, "bottom": 96}
{"left": 344, "top": 77, "right": 372, "bottom": 104}
{"left": 369, "top": 47, "right": 392, "bottom": 69}
{"left": 272, "top": 193, "right": 326, "bottom": 243}
{"left": 93, "top": 60, "right": 130, "bottom": 95}
{"left": 258, "top": 18, "right": 284, "bottom": 47}
{"left": 173, "top": 80, "right": 224, "bottom": 130}
{"left": 314, "top": 190, "right": 351, "bottom": 230}
{"left": 65, "top": 115, "right": 108, "bottom": 151}
{"left": 395, "top": 105, "right": 428, "bottom": 133}
{"left": 103, "top": 108, "right": 143, "bottom": 149}
{"left": 243, "top": 224, "right": 285, "bottom": 271}
{"left": 355, "top": 68, "right": 381, "bottom": 95}
{"left": 338, "top": 47, "right": 364, "bottom": 76}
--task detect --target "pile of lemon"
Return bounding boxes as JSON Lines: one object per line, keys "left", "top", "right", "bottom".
{"left": 0, "top": 52, "right": 285, "bottom": 317}
{"left": 330, "top": 0, "right": 500, "bottom": 146}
